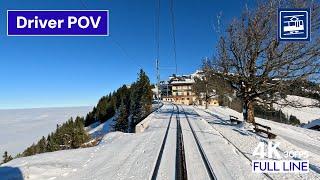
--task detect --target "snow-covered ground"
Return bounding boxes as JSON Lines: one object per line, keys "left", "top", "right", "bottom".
{"left": 86, "top": 116, "right": 116, "bottom": 139}
{"left": 274, "top": 95, "right": 320, "bottom": 124}
{"left": 0, "top": 105, "right": 174, "bottom": 180}
{"left": 0, "top": 106, "right": 92, "bottom": 155}
{"left": 180, "top": 106, "right": 265, "bottom": 179}
{"left": 1, "top": 104, "right": 320, "bottom": 179}
{"left": 196, "top": 105, "right": 320, "bottom": 179}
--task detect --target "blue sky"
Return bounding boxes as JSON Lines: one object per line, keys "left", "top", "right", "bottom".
{"left": 0, "top": 0, "right": 252, "bottom": 109}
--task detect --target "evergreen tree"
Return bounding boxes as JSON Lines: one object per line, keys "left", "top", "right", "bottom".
{"left": 38, "top": 136, "right": 47, "bottom": 153}
{"left": 139, "top": 70, "right": 153, "bottom": 116}
{"left": 130, "top": 82, "right": 142, "bottom": 130}
{"left": 114, "top": 100, "right": 129, "bottom": 132}
{"left": 85, "top": 107, "right": 97, "bottom": 127}
{"left": 83, "top": 69, "right": 152, "bottom": 132}
{"left": 289, "top": 115, "right": 300, "bottom": 126}
{"left": 72, "top": 117, "right": 90, "bottom": 148}
{"left": 46, "top": 133, "right": 59, "bottom": 152}
{"left": 129, "top": 70, "right": 153, "bottom": 132}
{"left": 2, "top": 151, "right": 13, "bottom": 164}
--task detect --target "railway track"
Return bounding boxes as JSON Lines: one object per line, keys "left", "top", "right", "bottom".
{"left": 175, "top": 105, "right": 188, "bottom": 180}
{"left": 151, "top": 104, "right": 188, "bottom": 180}
{"left": 151, "top": 104, "right": 220, "bottom": 180}
{"left": 197, "top": 108, "right": 274, "bottom": 180}
{"left": 179, "top": 105, "right": 217, "bottom": 180}
{"left": 151, "top": 104, "right": 176, "bottom": 180}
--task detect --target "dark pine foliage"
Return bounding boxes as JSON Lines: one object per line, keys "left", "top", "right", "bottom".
{"left": 285, "top": 80, "right": 320, "bottom": 101}
{"left": 1, "top": 151, "right": 13, "bottom": 164}
{"left": 84, "top": 95, "right": 116, "bottom": 126}
{"left": 21, "top": 116, "right": 89, "bottom": 157}
{"left": 129, "top": 70, "right": 153, "bottom": 132}
{"left": 85, "top": 69, "right": 153, "bottom": 133}
{"left": 254, "top": 104, "right": 300, "bottom": 125}
{"left": 11, "top": 69, "right": 152, "bottom": 161}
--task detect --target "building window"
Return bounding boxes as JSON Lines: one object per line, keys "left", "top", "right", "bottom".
{"left": 182, "top": 98, "right": 184, "bottom": 100}
{"left": 187, "top": 98, "right": 189, "bottom": 100}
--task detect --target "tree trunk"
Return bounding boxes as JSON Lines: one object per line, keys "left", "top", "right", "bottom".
{"left": 243, "top": 100, "right": 255, "bottom": 123}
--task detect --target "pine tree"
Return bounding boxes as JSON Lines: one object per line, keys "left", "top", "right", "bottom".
{"left": 130, "top": 82, "right": 142, "bottom": 131}
{"left": 139, "top": 69, "right": 153, "bottom": 116}
{"left": 46, "top": 133, "right": 59, "bottom": 152}
{"left": 129, "top": 69, "right": 153, "bottom": 131}
{"left": 72, "top": 117, "right": 90, "bottom": 148}
{"left": 2, "top": 151, "right": 13, "bottom": 164}
{"left": 114, "top": 100, "right": 129, "bottom": 132}
{"left": 38, "top": 136, "right": 47, "bottom": 153}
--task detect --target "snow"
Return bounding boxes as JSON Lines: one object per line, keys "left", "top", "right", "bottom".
{"left": 1, "top": 103, "right": 320, "bottom": 179}
{"left": 157, "top": 106, "right": 176, "bottom": 180}
{"left": 195, "top": 105, "right": 320, "bottom": 179}
{"left": 0, "top": 105, "right": 174, "bottom": 180}
{"left": 274, "top": 95, "right": 320, "bottom": 124}
{"left": 179, "top": 110, "right": 211, "bottom": 179}
{"left": 0, "top": 106, "right": 92, "bottom": 155}
{"left": 181, "top": 106, "right": 264, "bottom": 179}
{"left": 87, "top": 117, "right": 116, "bottom": 139}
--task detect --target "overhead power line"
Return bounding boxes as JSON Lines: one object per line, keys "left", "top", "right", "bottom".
{"left": 79, "top": 0, "right": 144, "bottom": 70}
{"left": 155, "top": 0, "right": 161, "bottom": 61}
{"left": 169, "top": 0, "right": 178, "bottom": 74}
{"left": 155, "top": 0, "right": 161, "bottom": 107}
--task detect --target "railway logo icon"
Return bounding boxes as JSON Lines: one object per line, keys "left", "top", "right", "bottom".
{"left": 278, "top": 9, "right": 310, "bottom": 41}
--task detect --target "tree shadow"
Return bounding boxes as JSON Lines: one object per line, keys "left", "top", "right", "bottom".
{"left": 0, "top": 166, "right": 24, "bottom": 180}
{"left": 232, "top": 128, "right": 250, "bottom": 136}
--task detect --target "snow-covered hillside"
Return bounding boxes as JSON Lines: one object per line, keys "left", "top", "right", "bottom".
{"left": 86, "top": 117, "right": 116, "bottom": 138}
{"left": 1, "top": 104, "right": 319, "bottom": 179}
{"left": 0, "top": 106, "right": 92, "bottom": 155}
{"left": 274, "top": 95, "right": 320, "bottom": 124}
{"left": 0, "top": 105, "right": 174, "bottom": 180}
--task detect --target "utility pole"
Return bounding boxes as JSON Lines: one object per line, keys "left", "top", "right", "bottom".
{"left": 166, "top": 83, "right": 169, "bottom": 97}
{"left": 156, "top": 59, "right": 161, "bottom": 110}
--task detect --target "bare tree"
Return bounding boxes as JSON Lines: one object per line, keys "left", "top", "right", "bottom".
{"left": 212, "top": 0, "right": 320, "bottom": 123}
{"left": 193, "top": 59, "right": 232, "bottom": 109}
{"left": 193, "top": 60, "right": 216, "bottom": 109}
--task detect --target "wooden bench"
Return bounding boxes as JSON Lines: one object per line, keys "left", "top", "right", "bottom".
{"left": 229, "top": 115, "right": 242, "bottom": 125}
{"left": 254, "top": 122, "right": 277, "bottom": 139}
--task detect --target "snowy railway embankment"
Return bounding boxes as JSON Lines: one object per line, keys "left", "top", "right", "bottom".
{"left": 1, "top": 104, "right": 320, "bottom": 179}
{"left": 195, "top": 105, "right": 320, "bottom": 179}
